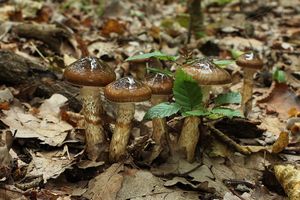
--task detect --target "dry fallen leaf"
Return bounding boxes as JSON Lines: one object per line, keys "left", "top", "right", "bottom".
{"left": 1, "top": 94, "right": 73, "bottom": 146}
{"left": 84, "top": 163, "right": 124, "bottom": 200}
{"left": 27, "top": 150, "right": 75, "bottom": 183}
{"left": 272, "top": 131, "right": 289, "bottom": 153}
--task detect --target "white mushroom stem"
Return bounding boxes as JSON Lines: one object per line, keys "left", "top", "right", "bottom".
{"left": 241, "top": 68, "right": 256, "bottom": 117}
{"left": 80, "top": 86, "right": 106, "bottom": 161}
{"left": 178, "top": 116, "right": 201, "bottom": 162}
{"left": 109, "top": 103, "right": 135, "bottom": 162}
{"left": 148, "top": 95, "right": 170, "bottom": 162}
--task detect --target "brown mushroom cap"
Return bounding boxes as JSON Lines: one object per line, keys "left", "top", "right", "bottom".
{"left": 63, "top": 56, "right": 116, "bottom": 87}
{"left": 182, "top": 58, "right": 232, "bottom": 85}
{"left": 144, "top": 73, "right": 173, "bottom": 95}
{"left": 104, "top": 77, "right": 152, "bottom": 102}
{"left": 236, "top": 52, "right": 263, "bottom": 70}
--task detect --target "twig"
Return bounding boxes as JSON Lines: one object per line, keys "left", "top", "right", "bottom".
{"left": 207, "top": 124, "right": 251, "bottom": 155}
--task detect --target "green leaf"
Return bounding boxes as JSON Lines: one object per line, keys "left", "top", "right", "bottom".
{"left": 213, "top": 59, "right": 235, "bottom": 67}
{"left": 231, "top": 49, "right": 244, "bottom": 59}
{"left": 182, "top": 108, "right": 210, "bottom": 117}
{"left": 147, "top": 67, "right": 174, "bottom": 77}
{"left": 214, "top": 92, "right": 241, "bottom": 106}
{"left": 173, "top": 69, "right": 202, "bottom": 111}
{"left": 209, "top": 107, "right": 243, "bottom": 119}
{"left": 125, "top": 51, "right": 178, "bottom": 62}
{"left": 272, "top": 67, "right": 286, "bottom": 83}
{"left": 143, "top": 102, "right": 181, "bottom": 120}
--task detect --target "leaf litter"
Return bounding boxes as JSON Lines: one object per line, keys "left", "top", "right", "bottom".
{"left": 0, "top": 0, "right": 300, "bottom": 199}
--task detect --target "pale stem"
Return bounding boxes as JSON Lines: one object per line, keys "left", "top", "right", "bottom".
{"left": 147, "top": 95, "right": 170, "bottom": 162}
{"left": 241, "top": 68, "right": 256, "bottom": 117}
{"left": 109, "top": 103, "right": 135, "bottom": 162}
{"left": 201, "top": 85, "right": 212, "bottom": 104}
{"left": 178, "top": 116, "right": 201, "bottom": 162}
{"left": 81, "top": 86, "right": 106, "bottom": 161}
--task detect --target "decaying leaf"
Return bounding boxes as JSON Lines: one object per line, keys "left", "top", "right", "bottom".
{"left": 84, "top": 163, "right": 124, "bottom": 200}
{"left": 274, "top": 165, "right": 300, "bottom": 200}
{"left": 27, "top": 150, "right": 75, "bottom": 183}
{"left": 258, "top": 82, "right": 300, "bottom": 119}
{"left": 1, "top": 94, "right": 73, "bottom": 146}
{"left": 117, "top": 168, "right": 200, "bottom": 200}
{"left": 271, "top": 131, "right": 289, "bottom": 153}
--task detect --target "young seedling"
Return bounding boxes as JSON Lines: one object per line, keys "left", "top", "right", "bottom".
{"left": 63, "top": 56, "right": 116, "bottom": 161}
{"left": 104, "top": 77, "right": 151, "bottom": 162}
{"left": 144, "top": 73, "right": 173, "bottom": 162}
{"left": 144, "top": 67, "right": 240, "bottom": 162}
{"left": 236, "top": 52, "right": 263, "bottom": 117}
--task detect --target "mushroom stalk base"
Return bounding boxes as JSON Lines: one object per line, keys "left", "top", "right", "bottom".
{"left": 109, "top": 103, "right": 135, "bottom": 162}
{"left": 147, "top": 95, "right": 170, "bottom": 163}
{"left": 81, "top": 86, "right": 106, "bottom": 161}
{"left": 178, "top": 116, "right": 201, "bottom": 162}
{"left": 241, "top": 68, "right": 255, "bottom": 117}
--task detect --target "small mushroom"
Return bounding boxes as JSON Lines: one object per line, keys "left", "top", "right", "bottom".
{"left": 104, "top": 77, "right": 151, "bottom": 162}
{"left": 144, "top": 73, "right": 173, "bottom": 162}
{"left": 180, "top": 58, "right": 231, "bottom": 162}
{"left": 63, "top": 56, "right": 116, "bottom": 160}
{"left": 236, "top": 52, "right": 263, "bottom": 117}
{"left": 128, "top": 51, "right": 163, "bottom": 80}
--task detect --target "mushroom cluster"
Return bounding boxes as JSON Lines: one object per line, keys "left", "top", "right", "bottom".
{"left": 64, "top": 56, "right": 116, "bottom": 160}
{"left": 63, "top": 55, "right": 234, "bottom": 164}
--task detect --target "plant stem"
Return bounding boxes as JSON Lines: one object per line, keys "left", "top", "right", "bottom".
{"left": 178, "top": 116, "right": 201, "bottom": 162}
{"left": 241, "top": 68, "right": 256, "bottom": 117}
{"left": 109, "top": 103, "right": 135, "bottom": 162}
{"left": 81, "top": 86, "right": 107, "bottom": 161}
{"left": 187, "top": 0, "right": 203, "bottom": 43}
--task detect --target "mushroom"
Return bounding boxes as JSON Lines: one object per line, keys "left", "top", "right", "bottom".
{"left": 179, "top": 58, "right": 231, "bottom": 162}
{"left": 63, "top": 56, "right": 116, "bottom": 160}
{"left": 144, "top": 73, "right": 173, "bottom": 162}
{"left": 104, "top": 77, "right": 151, "bottom": 162}
{"left": 128, "top": 51, "right": 163, "bottom": 80}
{"left": 236, "top": 52, "right": 263, "bottom": 117}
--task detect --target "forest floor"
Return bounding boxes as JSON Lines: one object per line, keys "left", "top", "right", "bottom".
{"left": 0, "top": 0, "right": 300, "bottom": 199}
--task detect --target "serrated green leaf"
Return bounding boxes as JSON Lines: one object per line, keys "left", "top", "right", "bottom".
{"left": 173, "top": 69, "right": 202, "bottom": 111}
{"left": 209, "top": 107, "right": 243, "bottom": 119}
{"left": 143, "top": 102, "right": 181, "bottom": 120}
{"left": 213, "top": 59, "right": 235, "bottom": 67}
{"left": 231, "top": 49, "right": 244, "bottom": 59}
{"left": 214, "top": 92, "right": 241, "bottom": 106}
{"left": 272, "top": 67, "right": 286, "bottom": 83}
{"left": 182, "top": 108, "right": 210, "bottom": 117}
{"left": 125, "top": 51, "right": 178, "bottom": 62}
{"left": 147, "top": 67, "right": 174, "bottom": 77}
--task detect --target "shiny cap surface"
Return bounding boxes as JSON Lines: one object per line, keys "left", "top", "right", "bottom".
{"left": 182, "top": 58, "right": 232, "bottom": 85}
{"left": 144, "top": 73, "right": 173, "bottom": 95}
{"left": 236, "top": 52, "right": 263, "bottom": 69}
{"left": 104, "top": 77, "right": 152, "bottom": 102}
{"left": 63, "top": 56, "right": 116, "bottom": 87}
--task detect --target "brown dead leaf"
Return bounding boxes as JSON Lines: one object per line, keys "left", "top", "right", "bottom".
{"left": 1, "top": 94, "right": 73, "bottom": 146}
{"left": 272, "top": 131, "right": 289, "bottom": 153}
{"left": 0, "top": 102, "right": 10, "bottom": 110}
{"left": 258, "top": 82, "right": 300, "bottom": 119}
{"left": 27, "top": 150, "right": 75, "bottom": 183}
{"left": 84, "top": 163, "right": 124, "bottom": 200}
{"left": 101, "top": 19, "right": 126, "bottom": 36}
